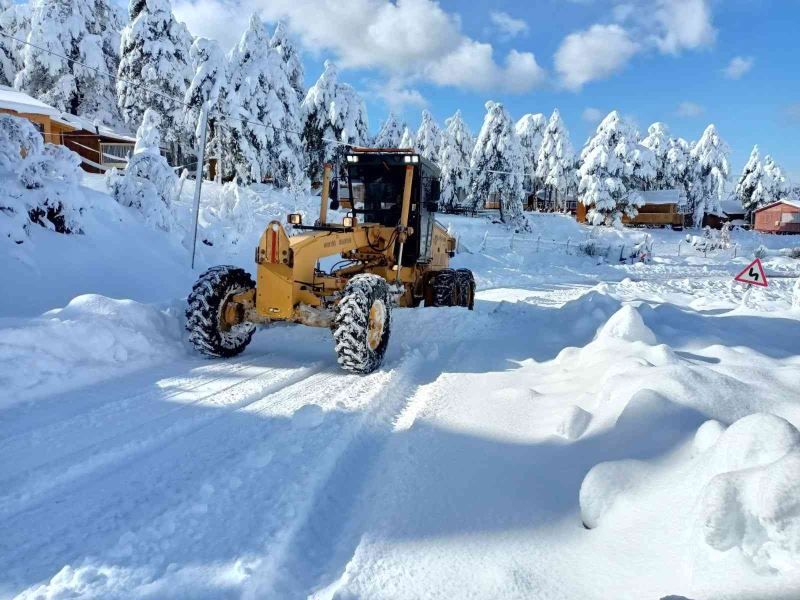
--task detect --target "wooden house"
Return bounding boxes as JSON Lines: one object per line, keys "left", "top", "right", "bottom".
{"left": 0, "top": 86, "right": 136, "bottom": 173}
{"left": 753, "top": 199, "right": 800, "bottom": 234}
{"left": 703, "top": 197, "right": 748, "bottom": 229}
{"left": 576, "top": 189, "right": 685, "bottom": 228}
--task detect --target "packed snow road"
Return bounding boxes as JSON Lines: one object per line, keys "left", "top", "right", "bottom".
{"left": 3, "top": 220, "right": 800, "bottom": 599}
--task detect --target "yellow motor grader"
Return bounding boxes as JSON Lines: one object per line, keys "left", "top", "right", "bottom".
{"left": 185, "top": 148, "right": 475, "bottom": 374}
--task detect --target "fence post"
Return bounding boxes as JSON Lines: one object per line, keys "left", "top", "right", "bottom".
{"left": 510, "top": 232, "right": 515, "bottom": 251}
{"left": 566, "top": 237, "right": 571, "bottom": 255}
{"left": 619, "top": 245, "right": 625, "bottom": 262}
{"left": 480, "top": 230, "right": 488, "bottom": 252}
{"left": 536, "top": 236, "right": 541, "bottom": 253}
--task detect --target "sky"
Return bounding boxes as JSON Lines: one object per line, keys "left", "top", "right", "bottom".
{"left": 64, "top": 0, "right": 800, "bottom": 181}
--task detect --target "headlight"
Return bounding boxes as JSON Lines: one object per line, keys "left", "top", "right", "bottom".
{"left": 343, "top": 216, "right": 356, "bottom": 227}
{"left": 403, "top": 155, "right": 419, "bottom": 163}
{"left": 287, "top": 213, "right": 302, "bottom": 225}
{"left": 411, "top": 155, "right": 419, "bottom": 163}
{"left": 346, "top": 155, "right": 359, "bottom": 163}
{"left": 403, "top": 155, "right": 411, "bottom": 163}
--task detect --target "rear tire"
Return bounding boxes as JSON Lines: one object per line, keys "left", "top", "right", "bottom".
{"left": 455, "top": 268, "right": 475, "bottom": 310}
{"left": 431, "top": 268, "right": 456, "bottom": 307}
{"left": 186, "top": 266, "right": 256, "bottom": 358}
{"left": 333, "top": 274, "right": 392, "bottom": 374}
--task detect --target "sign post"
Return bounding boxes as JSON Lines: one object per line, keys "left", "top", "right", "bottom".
{"left": 734, "top": 258, "right": 769, "bottom": 288}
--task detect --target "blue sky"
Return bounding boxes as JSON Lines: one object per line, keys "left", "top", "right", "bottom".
{"left": 53, "top": 0, "right": 800, "bottom": 180}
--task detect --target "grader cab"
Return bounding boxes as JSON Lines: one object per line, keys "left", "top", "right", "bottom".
{"left": 185, "top": 148, "right": 475, "bottom": 374}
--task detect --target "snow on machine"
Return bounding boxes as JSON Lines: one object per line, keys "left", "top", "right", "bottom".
{"left": 185, "top": 148, "right": 474, "bottom": 374}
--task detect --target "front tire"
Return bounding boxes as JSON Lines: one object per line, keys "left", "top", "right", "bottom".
{"left": 455, "top": 268, "right": 475, "bottom": 309}
{"left": 185, "top": 266, "right": 256, "bottom": 358}
{"left": 430, "top": 268, "right": 456, "bottom": 307}
{"left": 333, "top": 274, "right": 392, "bottom": 374}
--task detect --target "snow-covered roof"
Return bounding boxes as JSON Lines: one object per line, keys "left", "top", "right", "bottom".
{"left": 638, "top": 189, "right": 684, "bottom": 205}
{"left": 718, "top": 198, "right": 745, "bottom": 215}
{"left": 754, "top": 198, "right": 800, "bottom": 212}
{"left": 0, "top": 85, "right": 60, "bottom": 117}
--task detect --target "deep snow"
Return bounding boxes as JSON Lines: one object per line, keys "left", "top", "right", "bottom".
{"left": 2, "top": 179, "right": 800, "bottom": 599}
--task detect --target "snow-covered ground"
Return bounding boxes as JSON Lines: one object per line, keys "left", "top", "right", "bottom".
{"left": 2, "top": 182, "right": 800, "bottom": 599}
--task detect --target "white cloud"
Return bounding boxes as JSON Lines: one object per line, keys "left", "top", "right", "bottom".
{"left": 489, "top": 11, "right": 529, "bottom": 39}
{"left": 723, "top": 56, "right": 754, "bottom": 80}
{"left": 173, "top": 0, "right": 546, "bottom": 94}
{"left": 582, "top": 107, "right": 604, "bottom": 123}
{"left": 652, "top": 0, "right": 717, "bottom": 54}
{"left": 369, "top": 79, "right": 428, "bottom": 113}
{"left": 554, "top": 24, "right": 639, "bottom": 91}
{"left": 675, "top": 101, "right": 704, "bottom": 117}
{"left": 553, "top": 0, "right": 716, "bottom": 89}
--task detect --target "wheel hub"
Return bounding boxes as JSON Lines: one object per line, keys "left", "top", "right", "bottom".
{"left": 367, "top": 300, "right": 386, "bottom": 351}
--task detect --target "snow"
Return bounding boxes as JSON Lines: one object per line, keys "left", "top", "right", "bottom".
{"left": 638, "top": 188, "right": 684, "bottom": 205}
{"left": 0, "top": 84, "right": 60, "bottom": 116}
{"left": 3, "top": 153, "right": 800, "bottom": 598}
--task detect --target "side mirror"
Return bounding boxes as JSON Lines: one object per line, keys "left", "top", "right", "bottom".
{"left": 329, "top": 178, "right": 340, "bottom": 210}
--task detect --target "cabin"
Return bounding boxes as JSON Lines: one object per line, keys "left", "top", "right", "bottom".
{"left": 0, "top": 86, "right": 75, "bottom": 145}
{"left": 576, "top": 189, "right": 685, "bottom": 228}
{"left": 753, "top": 199, "right": 800, "bottom": 234}
{"left": 0, "top": 86, "right": 136, "bottom": 173}
{"left": 527, "top": 189, "right": 578, "bottom": 213}
{"left": 704, "top": 197, "right": 748, "bottom": 229}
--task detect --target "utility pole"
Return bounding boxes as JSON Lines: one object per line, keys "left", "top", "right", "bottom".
{"left": 190, "top": 103, "right": 210, "bottom": 270}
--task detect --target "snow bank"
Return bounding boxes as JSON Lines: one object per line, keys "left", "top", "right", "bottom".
{"left": 580, "top": 458, "right": 648, "bottom": 529}
{"left": 595, "top": 304, "right": 656, "bottom": 345}
{"left": 697, "top": 414, "right": 800, "bottom": 572}
{"left": 0, "top": 294, "right": 185, "bottom": 407}
{"left": 556, "top": 405, "right": 592, "bottom": 440}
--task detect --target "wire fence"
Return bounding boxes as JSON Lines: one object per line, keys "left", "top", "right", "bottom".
{"left": 474, "top": 232, "right": 652, "bottom": 263}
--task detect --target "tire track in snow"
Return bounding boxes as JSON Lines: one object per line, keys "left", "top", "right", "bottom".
{"left": 0, "top": 361, "right": 324, "bottom": 520}
{"left": 243, "top": 344, "right": 452, "bottom": 599}
{"left": 0, "top": 351, "right": 274, "bottom": 443}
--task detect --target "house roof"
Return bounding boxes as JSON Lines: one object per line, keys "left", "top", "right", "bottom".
{"left": 718, "top": 197, "right": 745, "bottom": 216}
{"left": 0, "top": 85, "right": 60, "bottom": 117}
{"left": 753, "top": 198, "right": 800, "bottom": 212}
{"left": 639, "top": 189, "right": 684, "bottom": 205}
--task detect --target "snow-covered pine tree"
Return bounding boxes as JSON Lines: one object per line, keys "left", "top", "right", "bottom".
{"left": 469, "top": 101, "right": 526, "bottom": 227}
{"left": 415, "top": 110, "right": 441, "bottom": 162}
{"left": 641, "top": 122, "right": 672, "bottom": 189}
{"left": 536, "top": 109, "right": 575, "bottom": 211}
{"left": 735, "top": 145, "right": 763, "bottom": 215}
{"left": 107, "top": 108, "right": 179, "bottom": 231}
{"left": 15, "top": 0, "right": 124, "bottom": 127}
{"left": 118, "top": 0, "right": 193, "bottom": 159}
{"left": 687, "top": 124, "right": 729, "bottom": 227}
{"left": 763, "top": 154, "right": 791, "bottom": 201}
{"left": 624, "top": 139, "right": 657, "bottom": 192}
{"left": 665, "top": 136, "right": 693, "bottom": 200}
{"left": 373, "top": 113, "right": 404, "bottom": 148}
{"left": 301, "top": 59, "right": 368, "bottom": 182}
{"left": 0, "top": 1, "right": 30, "bottom": 87}
{"left": 226, "top": 14, "right": 305, "bottom": 188}
{"left": 438, "top": 109, "right": 473, "bottom": 210}
{"left": 399, "top": 126, "right": 416, "bottom": 150}
{"left": 185, "top": 38, "right": 224, "bottom": 151}
{"left": 515, "top": 113, "right": 546, "bottom": 197}
{"left": 578, "top": 111, "right": 644, "bottom": 226}
{"left": 270, "top": 21, "right": 304, "bottom": 104}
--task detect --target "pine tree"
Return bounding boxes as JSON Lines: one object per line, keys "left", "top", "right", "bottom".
{"left": 578, "top": 111, "right": 646, "bottom": 225}
{"left": 415, "top": 109, "right": 441, "bottom": 162}
{"left": 399, "top": 126, "right": 416, "bottom": 150}
{"left": 373, "top": 113, "right": 404, "bottom": 148}
{"left": 665, "top": 136, "right": 692, "bottom": 199}
{"left": 118, "top": 0, "right": 193, "bottom": 157}
{"left": 301, "top": 59, "right": 368, "bottom": 182}
{"left": 735, "top": 145, "right": 763, "bottom": 215}
{"left": 226, "top": 14, "right": 305, "bottom": 187}
{"left": 763, "top": 154, "right": 790, "bottom": 201}
{"left": 270, "top": 21, "right": 304, "bottom": 104}
{"left": 641, "top": 122, "right": 672, "bottom": 189}
{"left": 536, "top": 109, "right": 575, "bottom": 211}
{"left": 469, "top": 101, "right": 526, "bottom": 227}
{"left": 515, "top": 113, "right": 546, "bottom": 195}
{"left": 185, "top": 38, "right": 224, "bottom": 147}
{"left": 438, "top": 109, "right": 473, "bottom": 210}
{"left": 0, "top": 1, "right": 30, "bottom": 87}
{"left": 15, "top": 0, "right": 124, "bottom": 127}
{"left": 688, "top": 124, "right": 729, "bottom": 227}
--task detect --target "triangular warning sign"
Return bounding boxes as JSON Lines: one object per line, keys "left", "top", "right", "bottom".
{"left": 734, "top": 258, "right": 769, "bottom": 287}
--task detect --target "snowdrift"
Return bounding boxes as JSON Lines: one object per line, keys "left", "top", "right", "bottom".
{"left": 0, "top": 294, "right": 185, "bottom": 407}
